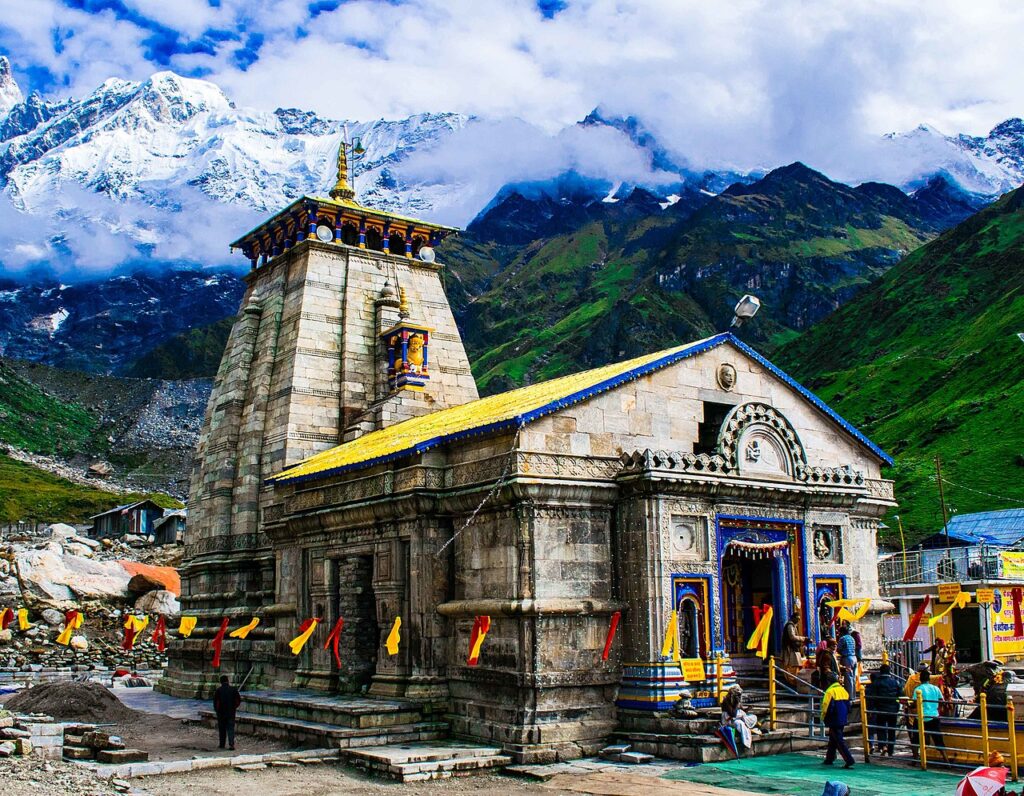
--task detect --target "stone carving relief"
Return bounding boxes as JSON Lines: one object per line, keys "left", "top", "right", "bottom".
{"left": 717, "top": 362, "right": 738, "bottom": 391}
{"left": 811, "top": 524, "right": 843, "bottom": 563}
{"left": 670, "top": 515, "right": 708, "bottom": 559}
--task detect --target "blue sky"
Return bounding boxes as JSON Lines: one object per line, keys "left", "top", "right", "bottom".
{"left": 2, "top": 0, "right": 1023, "bottom": 160}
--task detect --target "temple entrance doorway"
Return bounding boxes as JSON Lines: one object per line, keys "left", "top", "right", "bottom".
{"left": 722, "top": 552, "right": 782, "bottom": 664}
{"left": 334, "top": 554, "right": 379, "bottom": 692}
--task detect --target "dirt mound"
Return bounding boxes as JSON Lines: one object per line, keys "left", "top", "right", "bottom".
{"left": 5, "top": 681, "right": 140, "bottom": 723}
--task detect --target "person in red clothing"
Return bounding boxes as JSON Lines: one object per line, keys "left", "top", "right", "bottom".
{"left": 213, "top": 675, "right": 241, "bottom": 750}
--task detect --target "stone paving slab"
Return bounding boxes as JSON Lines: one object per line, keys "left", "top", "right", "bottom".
{"left": 111, "top": 686, "right": 207, "bottom": 720}
{"left": 75, "top": 745, "right": 340, "bottom": 778}
{"left": 346, "top": 743, "right": 505, "bottom": 765}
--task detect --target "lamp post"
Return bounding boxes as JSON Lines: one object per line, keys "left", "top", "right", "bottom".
{"left": 730, "top": 294, "right": 761, "bottom": 328}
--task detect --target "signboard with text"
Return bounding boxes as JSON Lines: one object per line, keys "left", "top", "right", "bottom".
{"left": 681, "top": 658, "right": 706, "bottom": 682}
{"left": 938, "top": 582, "right": 962, "bottom": 603}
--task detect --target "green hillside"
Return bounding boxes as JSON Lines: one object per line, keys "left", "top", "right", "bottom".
{"left": 0, "top": 453, "right": 180, "bottom": 524}
{"left": 777, "top": 188, "right": 1024, "bottom": 544}
{"left": 0, "top": 359, "right": 99, "bottom": 456}
{"left": 446, "top": 164, "right": 942, "bottom": 395}
{"left": 125, "top": 316, "right": 235, "bottom": 379}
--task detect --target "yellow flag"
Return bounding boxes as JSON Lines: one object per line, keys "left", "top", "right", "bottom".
{"left": 178, "top": 616, "right": 197, "bottom": 637}
{"left": 125, "top": 615, "right": 149, "bottom": 633}
{"left": 17, "top": 608, "right": 30, "bottom": 631}
{"left": 289, "top": 619, "right": 319, "bottom": 655}
{"left": 928, "top": 591, "right": 971, "bottom": 627}
{"left": 660, "top": 610, "right": 681, "bottom": 662}
{"left": 386, "top": 616, "right": 402, "bottom": 655}
{"left": 827, "top": 597, "right": 871, "bottom": 623}
{"left": 746, "top": 607, "right": 774, "bottom": 659}
{"left": 230, "top": 617, "right": 260, "bottom": 639}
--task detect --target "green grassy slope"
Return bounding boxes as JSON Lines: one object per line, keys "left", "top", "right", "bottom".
{"left": 0, "top": 454, "right": 180, "bottom": 524}
{"left": 0, "top": 359, "right": 99, "bottom": 456}
{"left": 446, "top": 165, "right": 938, "bottom": 395}
{"left": 777, "top": 188, "right": 1024, "bottom": 543}
{"left": 125, "top": 316, "right": 235, "bottom": 379}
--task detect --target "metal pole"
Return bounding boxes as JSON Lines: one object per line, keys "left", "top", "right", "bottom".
{"left": 859, "top": 688, "right": 871, "bottom": 763}
{"left": 768, "top": 655, "right": 777, "bottom": 731}
{"left": 935, "top": 456, "right": 951, "bottom": 551}
{"left": 716, "top": 653, "right": 724, "bottom": 704}
{"left": 981, "top": 693, "right": 990, "bottom": 762}
{"left": 916, "top": 690, "right": 927, "bottom": 770}
{"left": 1010, "top": 700, "right": 1019, "bottom": 782}
{"left": 896, "top": 515, "right": 908, "bottom": 580}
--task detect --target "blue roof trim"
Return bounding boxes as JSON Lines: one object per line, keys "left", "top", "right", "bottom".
{"left": 273, "top": 331, "right": 891, "bottom": 485}
{"left": 725, "top": 334, "right": 893, "bottom": 466}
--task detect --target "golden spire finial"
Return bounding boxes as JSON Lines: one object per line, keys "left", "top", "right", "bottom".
{"left": 329, "top": 135, "right": 356, "bottom": 203}
{"left": 398, "top": 287, "right": 411, "bottom": 319}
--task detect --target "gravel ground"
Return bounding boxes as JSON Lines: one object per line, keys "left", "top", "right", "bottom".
{"left": 134, "top": 764, "right": 556, "bottom": 796}
{"left": 0, "top": 756, "right": 124, "bottom": 796}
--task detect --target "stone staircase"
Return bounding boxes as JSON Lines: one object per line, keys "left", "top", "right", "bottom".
{"left": 197, "top": 689, "right": 448, "bottom": 749}
{"left": 343, "top": 743, "right": 512, "bottom": 782}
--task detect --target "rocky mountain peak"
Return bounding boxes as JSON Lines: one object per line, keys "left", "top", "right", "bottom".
{"left": 137, "top": 71, "right": 233, "bottom": 122}
{"left": 990, "top": 117, "right": 1024, "bottom": 139}
{"left": 0, "top": 55, "right": 24, "bottom": 117}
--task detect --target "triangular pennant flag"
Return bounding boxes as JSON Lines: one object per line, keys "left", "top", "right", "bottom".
{"left": 0, "top": 607, "right": 13, "bottom": 630}
{"left": 229, "top": 617, "right": 260, "bottom": 639}
{"left": 151, "top": 615, "right": 167, "bottom": 652}
{"left": 178, "top": 616, "right": 197, "bottom": 638}
{"left": 602, "top": 611, "right": 622, "bottom": 661}
{"left": 289, "top": 618, "right": 319, "bottom": 655}
{"left": 17, "top": 608, "right": 30, "bottom": 631}
{"left": 55, "top": 610, "right": 81, "bottom": 646}
{"left": 903, "top": 595, "right": 930, "bottom": 641}
{"left": 467, "top": 616, "right": 491, "bottom": 666}
{"left": 661, "top": 610, "right": 681, "bottom": 662}
{"left": 385, "top": 616, "right": 402, "bottom": 656}
{"left": 746, "top": 605, "right": 773, "bottom": 659}
{"left": 211, "top": 618, "right": 230, "bottom": 668}
{"left": 122, "top": 622, "right": 137, "bottom": 651}
{"left": 323, "top": 617, "right": 345, "bottom": 668}
{"left": 928, "top": 591, "right": 971, "bottom": 628}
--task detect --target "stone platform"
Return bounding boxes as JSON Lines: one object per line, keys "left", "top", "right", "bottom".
{"left": 343, "top": 742, "right": 512, "bottom": 782}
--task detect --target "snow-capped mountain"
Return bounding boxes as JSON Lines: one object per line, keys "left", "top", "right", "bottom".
{"left": 0, "top": 58, "right": 468, "bottom": 218}
{"left": 878, "top": 119, "right": 1024, "bottom": 196}
{"left": 0, "top": 57, "right": 22, "bottom": 117}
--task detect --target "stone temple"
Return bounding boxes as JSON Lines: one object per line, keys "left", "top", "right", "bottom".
{"left": 162, "top": 145, "right": 897, "bottom": 762}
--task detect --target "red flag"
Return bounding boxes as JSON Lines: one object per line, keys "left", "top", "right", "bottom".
{"left": 323, "top": 617, "right": 345, "bottom": 668}
{"left": 602, "top": 611, "right": 621, "bottom": 661}
{"left": 467, "top": 616, "right": 491, "bottom": 666}
{"left": 122, "top": 626, "right": 137, "bottom": 651}
{"left": 903, "top": 595, "right": 930, "bottom": 641}
{"left": 211, "top": 618, "right": 230, "bottom": 668}
{"left": 1013, "top": 588, "right": 1023, "bottom": 637}
{"left": 0, "top": 608, "right": 12, "bottom": 630}
{"left": 152, "top": 615, "right": 167, "bottom": 653}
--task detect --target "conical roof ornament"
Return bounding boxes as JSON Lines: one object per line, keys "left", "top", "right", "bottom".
{"left": 329, "top": 135, "right": 357, "bottom": 203}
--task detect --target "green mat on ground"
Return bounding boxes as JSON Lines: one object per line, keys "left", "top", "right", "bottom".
{"left": 662, "top": 753, "right": 963, "bottom": 796}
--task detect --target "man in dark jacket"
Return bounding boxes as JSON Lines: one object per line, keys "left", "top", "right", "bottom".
{"left": 821, "top": 672, "right": 854, "bottom": 768}
{"left": 864, "top": 664, "right": 903, "bottom": 756}
{"left": 213, "top": 675, "right": 241, "bottom": 750}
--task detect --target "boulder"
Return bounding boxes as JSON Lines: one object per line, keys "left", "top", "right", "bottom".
{"left": 0, "top": 629, "right": 11, "bottom": 643}
{"left": 41, "top": 609, "right": 63, "bottom": 626}
{"left": 134, "top": 589, "right": 180, "bottom": 616}
{"left": 126, "top": 573, "right": 165, "bottom": 597}
{"left": 0, "top": 740, "right": 14, "bottom": 757}
{"left": 16, "top": 547, "right": 130, "bottom": 603}
{"left": 70, "top": 635, "right": 88, "bottom": 652}
{"left": 47, "top": 523, "right": 78, "bottom": 541}
{"left": 70, "top": 535, "right": 100, "bottom": 550}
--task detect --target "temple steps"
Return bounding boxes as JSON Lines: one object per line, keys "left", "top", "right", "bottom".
{"left": 343, "top": 743, "right": 513, "bottom": 782}
{"left": 238, "top": 690, "right": 427, "bottom": 729}
{"left": 197, "top": 709, "right": 449, "bottom": 748}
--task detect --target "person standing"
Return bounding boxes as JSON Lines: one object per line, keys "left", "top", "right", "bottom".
{"left": 782, "top": 611, "right": 809, "bottom": 676}
{"left": 821, "top": 672, "right": 854, "bottom": 769}
{"left": 213, "top": 674, "right": 241, "bottom": 750}
{"left": 837, "top": 626, "right": 857, "bottom": 695}
{"left": 864, "top": 664, "right": 903, "bottom": 756}
{"left": 815, "top": 638, "right": 840, "bottom": 689}
{"left": 912, "top": 670, "right": 947, "bottom": 762}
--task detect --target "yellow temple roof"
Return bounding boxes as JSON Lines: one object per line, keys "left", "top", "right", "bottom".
{"left": 270, "top": 331, "right": 892, "bottom": 485}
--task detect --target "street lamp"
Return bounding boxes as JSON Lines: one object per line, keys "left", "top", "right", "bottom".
{"left": 730, "top": 294, "right": 761, "bottom": 328}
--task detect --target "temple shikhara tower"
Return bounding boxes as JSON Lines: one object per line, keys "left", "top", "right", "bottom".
{"left": 163, "top": 140, "right": 896, "bottom": 762}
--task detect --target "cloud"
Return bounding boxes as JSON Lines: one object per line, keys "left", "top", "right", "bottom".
{"left": 0, "top": 182, "right": 260, "bottom": 280}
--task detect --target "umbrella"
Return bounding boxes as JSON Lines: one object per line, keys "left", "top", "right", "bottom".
{"left": 715, "top": 726, "right": 739, "bottom": 758}
{"left": 956, "top": 766, "right": 1008, "bottom": 796}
